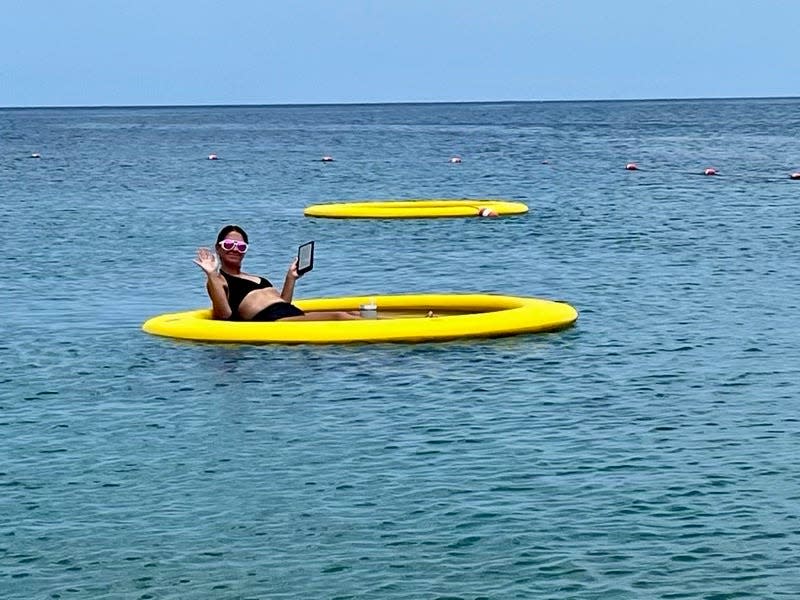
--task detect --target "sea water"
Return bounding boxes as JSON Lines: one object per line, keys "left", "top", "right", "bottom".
{"left": 1, "top": 99, "right": 799, "bottom": 598}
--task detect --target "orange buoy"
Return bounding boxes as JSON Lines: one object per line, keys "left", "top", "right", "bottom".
{"left": 704, "top": 167, "right": 717, "bottom": 176}
{"left": 625, "top": 162, "right": 638, "bottom": 171}
{"left": 450, "top": 156, "right": 462, "bottom": 164}
{"left": 208, "top": 154, "right": 218, "bottom": 160}
{"left": 790, "top": 172, "right": 800, "bottom": 180}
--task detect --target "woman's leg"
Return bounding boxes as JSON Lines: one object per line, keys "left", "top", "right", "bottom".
{"left": 277, "top": 310, "right": 362, "bottom": 322}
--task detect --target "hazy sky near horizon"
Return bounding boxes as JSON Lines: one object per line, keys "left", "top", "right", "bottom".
{"left": 2, "top": 1, "right": 797, "bottom": 107}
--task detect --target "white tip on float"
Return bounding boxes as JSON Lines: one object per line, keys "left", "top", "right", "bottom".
{"left": 30, "top": 152, "right": 41, "bottom": 159}
{"left": 478, "top": 207, "right": 498, "bottom": 217}
{"left": 790, "top": 172, "right": 800, "bottom": 180}
{"left": 208, "top": 154, "right": 219, "bottom": 160}
{"left": 450, "top": 156, "right": 462, "bottom": 164}
{"left": 625, "top": 162, "right": 638, "bottom": 171}
{"left": 704, "top": 167, "right": 717, "bottom": 176}
{"left": 321, "top": 155, "right": 334, "bottom": 162}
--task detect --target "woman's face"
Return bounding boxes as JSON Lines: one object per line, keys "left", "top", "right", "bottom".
{"left": 216, "top": 230, "right": 248, "bottom": 267}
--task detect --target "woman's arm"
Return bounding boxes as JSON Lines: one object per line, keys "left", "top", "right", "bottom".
{"left": 194, "top": 247, "right": 232, "bottom": 319}
{"left": 280, "top": 258, "right": 301, "bottom": 302}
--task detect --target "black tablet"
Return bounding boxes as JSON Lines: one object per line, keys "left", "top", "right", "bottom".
{"left": 297, "top": 241, "right": 314, "bottom": 275}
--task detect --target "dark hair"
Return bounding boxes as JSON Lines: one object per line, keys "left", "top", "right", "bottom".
{"left": 216, "top": 224, "right": 249, "bottom": 244}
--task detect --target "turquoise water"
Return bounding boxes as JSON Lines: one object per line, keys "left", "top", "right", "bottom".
{"left": 2, "top": 99, "right": 800, "bottom": 598}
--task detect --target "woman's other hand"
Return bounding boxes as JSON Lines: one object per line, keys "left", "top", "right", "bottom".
{"left": 193, "top": 247, "right": 219, "bottom": 275}
{"left": 287, "top": 257, "right": 301, "bottom": 280}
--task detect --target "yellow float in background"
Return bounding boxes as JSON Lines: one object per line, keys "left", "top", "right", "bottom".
{"left": 303, "top": 199, "right": 529, "bottom": 219}
{"left": 142, "top": 294, "right": 577, "bottom": 344}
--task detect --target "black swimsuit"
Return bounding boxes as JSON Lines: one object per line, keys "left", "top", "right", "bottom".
{"left": 219, "top": 271, "right": 304, "bottom": 321}
{"left": 252, "top": 302, "right": 305, "bottom": 321}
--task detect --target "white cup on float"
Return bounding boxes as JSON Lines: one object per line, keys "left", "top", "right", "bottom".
{"left": 359, "top": 298, "right": 378, "bottom": 319}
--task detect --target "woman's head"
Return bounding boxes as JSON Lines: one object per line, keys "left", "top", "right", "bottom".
{"left": 215, "top": 224, "right": 249, "bottom": 266}
{"left": 216, "top": 224, "right": 248, "bottom": 245}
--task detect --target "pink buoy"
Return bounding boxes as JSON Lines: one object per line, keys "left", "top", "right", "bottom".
{"left": 321, "top": 155, "right": 334, "bottom": 162}
{"left": 625, "top": 162, "right": 638, "bottom": 171}
{"left": 704, "top": 167, "right": 717, "bottom": 176}
{"left": 208, "top": 154, "right": 218, "bottom": 160}
{"left": 450, "top": 156, "right": 462, "bottom": 164}
{"left": 790, "top": 172, "right": 800, "bottom": 180}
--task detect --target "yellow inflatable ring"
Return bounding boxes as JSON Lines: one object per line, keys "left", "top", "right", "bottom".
{"left": 142, "top": 294, "right": 577, "bottom": 344}
{"left": 303, "top": 199, "right": 529, "bottom": 219}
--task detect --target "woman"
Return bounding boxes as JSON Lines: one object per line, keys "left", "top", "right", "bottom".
{"left": 193, "top": 224, "right": 360, "bottom": 321}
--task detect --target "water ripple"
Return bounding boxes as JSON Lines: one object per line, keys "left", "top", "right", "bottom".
{"left": 2, "top": 100, "right": 800, "bottom": 598}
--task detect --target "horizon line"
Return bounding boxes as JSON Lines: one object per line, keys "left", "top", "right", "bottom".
{"left": 2, "top": 94, "right": 799, "bottom": 111}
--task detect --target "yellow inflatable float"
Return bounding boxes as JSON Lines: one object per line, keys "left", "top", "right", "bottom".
{"left": 142, "top": 294, "right": 577, "bottom": 344}
{"left": 303, "top": 199, "right": 529, "bottom": 219}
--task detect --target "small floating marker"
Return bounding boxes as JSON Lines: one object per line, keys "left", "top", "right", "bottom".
{"left": 478, "top": 207, "right": 498, "bottom": 217}
{"left": 790, "top": 172, "right": 800, "bottom": 180}
{"left": 541, "top": 159, "right": 550, "bottom": 164}
{"left": 625, "top": 162, "right": 638, "bottom": 171}
{"left": 704, "top": 167, "right": 717, "bottom": 176}
{"left": 450, "top": 156, "right": 462, "bottom": 164}
{"left": 320, "top": 155, "right": 334, "bottom": 162}
{"left": 208, "top": 154, "right": 219, "bottom": 160}
{"left": 30, "top": 152, "right": 41, "bottom": 159}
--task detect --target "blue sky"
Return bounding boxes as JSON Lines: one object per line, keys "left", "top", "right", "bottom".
{"left": 2, "top": 0, "right": 797, "bottom": 107}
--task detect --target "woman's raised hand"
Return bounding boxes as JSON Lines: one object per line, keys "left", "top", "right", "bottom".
{"left": 193, "top": 247, "right": 219, "bottom": 275}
